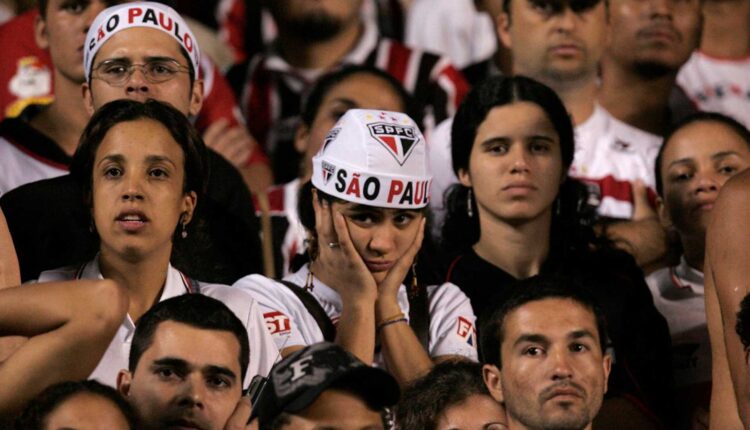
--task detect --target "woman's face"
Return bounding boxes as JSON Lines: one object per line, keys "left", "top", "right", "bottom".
{"left": 659, "top": 120, "right": 750, "bottom": 237}
{"left": 296, "top": 73, "right": 406, "bottom": 178}
{"left": 44, "top": 393, "right": 131, "bottom": 430}
{"left": 458, "top": 102, "right": 564, "bottom": 225}
{"left": 92, "top": 118, "right": 196, "bottom": 261}
{"left": 332, "top": 202, "right": 423, "bottom": 283}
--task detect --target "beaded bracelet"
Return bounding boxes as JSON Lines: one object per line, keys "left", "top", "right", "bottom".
{"left": 377, "top": 316, "right": 408, "bottom": 332}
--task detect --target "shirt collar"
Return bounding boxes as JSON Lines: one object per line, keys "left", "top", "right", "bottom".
{"left": 671, "top": 256, "right": 705, "bottom": 292}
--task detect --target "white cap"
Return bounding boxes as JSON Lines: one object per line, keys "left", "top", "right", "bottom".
{"left": 311, "top": 109, "right": 432, "bottom": 209}
{"left": 84, "top": 2, "right": 200, "bottom": 81}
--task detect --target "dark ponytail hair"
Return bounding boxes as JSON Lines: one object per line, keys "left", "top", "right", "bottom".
{"left": 441, "top": 75, "right": 597, "bottom": 256}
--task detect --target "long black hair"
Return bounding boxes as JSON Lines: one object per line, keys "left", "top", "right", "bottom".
{"left": 441, "top": 75, "right": 598, "bottom": 257}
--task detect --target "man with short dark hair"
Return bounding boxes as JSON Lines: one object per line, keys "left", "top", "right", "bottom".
{"left": 118, "top": 294, "right": 252, "bottom": 430}
{"left": 480, "top": 276, "right": 611, "bottom": 430}
{"left": 234, "top": 0, "right": 469, "bottom": 183}
{"left": 254, "top": 342, "right": 400, "bottom": 430}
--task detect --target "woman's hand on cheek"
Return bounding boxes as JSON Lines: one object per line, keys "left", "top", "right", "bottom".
{"left": 313, "top": 197, "right": 378, "bottom": 305}
{"left": 376, "top": 217, "right": 425, "bottom": 314}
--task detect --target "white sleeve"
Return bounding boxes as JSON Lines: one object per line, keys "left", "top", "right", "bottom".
{"left": 233, "top": 274, "right": 321, "bottom": 351}
{"left": 426, "top": 282, "right": 478, "bottom": 361}
{"left": 243, "top": 296, "right": 282, "bottom": 382}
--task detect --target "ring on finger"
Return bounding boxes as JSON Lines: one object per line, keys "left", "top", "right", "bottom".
{"left": 327, "top": 242, "right": 341, "bottom": 249}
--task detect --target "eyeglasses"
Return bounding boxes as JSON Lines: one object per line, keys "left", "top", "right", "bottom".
{"left": 91, "top": 59, "right": 191, "bottom": 86}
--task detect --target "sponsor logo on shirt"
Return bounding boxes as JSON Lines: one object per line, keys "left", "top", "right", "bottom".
{"left": 264, "top": 311, "right": 291, "bottom": 335}
{"left": 456, "top": 316, "right": 476, "bottom": 347}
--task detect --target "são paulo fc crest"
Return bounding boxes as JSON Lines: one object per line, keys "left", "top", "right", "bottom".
{"left": 321, "top": 161, "right": 336, "bottom": 184}
{"left": 367, "top": 122, "right": 420, "bottom": 166}
{"left": 321, "top": 127, "right": 341, "bottom": 152}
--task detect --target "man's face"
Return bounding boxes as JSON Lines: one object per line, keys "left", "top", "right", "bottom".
{"left": 498, "top": 0, "right": 608, "bottom": 84}
{"left": 265, "top": 0, "right": 362, "bottom": 41}
{"left": 606, "top": 0, "right": 701, "bottom": 76}
{"left": 483, "top": 298, "right": 611, "bottom": 430}
{"left": 83, "top": 27, "right": 203, "bottom": 117}
{"left": 281, "top": 389, "right": 384, "bottom": 430}
{"left": 118, "top": 321, "right": 243, "bottom": 430}
{"left": 35, "top": 0, "right": 121, "bottom": 85}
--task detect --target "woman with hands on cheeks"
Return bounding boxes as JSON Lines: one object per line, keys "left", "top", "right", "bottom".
{"left": 235, "top": 109, "right": 477, "bottom": 385}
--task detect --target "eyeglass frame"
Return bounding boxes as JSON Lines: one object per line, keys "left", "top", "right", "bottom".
{"left": 90, "top": 58, "right": 192, "bottom": 87}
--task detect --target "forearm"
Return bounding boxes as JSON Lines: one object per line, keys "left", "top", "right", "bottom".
{"left": 0, "top": 280, "right": 128, "bottom": 418}
{"left": 0, "top": 209, "right": 19, "bottom": 289}
{"left": 602, "top": 218, "right": 671, "bottom": 271}
{"left": 335, "top": 299, "right": 377, "bottom": 365}
{"left": 376, "top": 298, "right": 432, "bottom": 386}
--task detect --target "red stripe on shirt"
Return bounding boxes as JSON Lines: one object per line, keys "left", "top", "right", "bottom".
{"left": 385, "top": 42, "right": 411, "bottom": 83}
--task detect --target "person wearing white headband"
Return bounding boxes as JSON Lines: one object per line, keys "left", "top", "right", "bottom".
{"left": 235, "top": 109, "right": 478, "bottom": 385}
{"left": 82, "top": 1, "right": 202, "bottom": 119}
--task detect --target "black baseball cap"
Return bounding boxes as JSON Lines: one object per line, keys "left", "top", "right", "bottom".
{"left": 255, "top": 342, "right": 400, "bottom": 422}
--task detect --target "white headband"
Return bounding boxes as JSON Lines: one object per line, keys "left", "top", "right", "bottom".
{"left": 84, "top": 2, "right": 200, "bottom": 81}
{"left": 311, "top": 109, "right": 432, "bottom": 209}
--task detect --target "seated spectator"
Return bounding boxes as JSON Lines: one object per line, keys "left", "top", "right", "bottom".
{"left": 396, "top": 360, "right": 507, "bottom": 430}
{"left": 0, "top": 4, "right": 272, "bottom": 193}
{"left": 441, "top": 75, "right": 674, "bottom": 426}
{"left": 232, "top": 0, "right": 468, "bottom": 183}
{"left": 117, "top": 294, "right": 252, "bottom": 430}
{"left": 262, "top": 64, "right": 413, "bottom": 276}
{"left": 255, "top": 342, "right": 400, "bottom": 430}
{"left": 0, "top": 1, "right": 263, "bottom": 284}
{"left": 704, "top": 169, "right": 750, "bottom": 428}
{"left": 235, "top": 109, "right": 477, "bottom": 385}
{"left": 0, "top": 279, "right": 127, "bottom": 422}
{"left": 647, "top": 112, "right": 750, "bottom": 427}
{"left": 36, "top": 99, "right": 277, "bottom": 387}
{"left": 481, "top": 276, "right": 611, "bottom": 430}
{"left": 14, "top": 380, "right": 138, "bottom": 430}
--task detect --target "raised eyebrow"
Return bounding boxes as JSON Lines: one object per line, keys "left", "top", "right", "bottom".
{"left": 666, "top": 157, "right": 695, "bottom": 170}
{"left": 145, "top": 155, "right": 178, "bottom": 168}
{"left": 480, "top": 137, "right": 511, "bottom": 147}
{"left": 328, "top": 97, "right": 358, "bottom": 108}
{"left": 569, "top": 329, "right": 598, "bottom": 343}
{"left": 512, "top": 333, "right": 550, "bottom": 349}
{"left": 97, "top": 154, "right": 125, "bottom": 167}
{"left": 712, "top": 151, "right": 743, "bottom": 161}
{"left": 204, "top": 365, "right": 238, "bottom": 382}
{"left": 152, "top": 357, "right": 190, "bottom": 371}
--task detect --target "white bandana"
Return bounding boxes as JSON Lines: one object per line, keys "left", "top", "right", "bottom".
{"left": 311, "top": 109, "right": 432, "bottom": 209}
{"left": 84, "top": 2, "right": 200, "bottom": 81}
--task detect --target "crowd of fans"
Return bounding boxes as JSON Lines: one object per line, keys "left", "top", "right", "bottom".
{"left": 0, "top": 0, "right": 749, "bottom": 429}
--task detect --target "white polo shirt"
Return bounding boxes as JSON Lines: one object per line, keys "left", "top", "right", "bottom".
{"left": 645, "top": 257, "right": 710, "bottom": 387}
{"left": 234, "top": 264, "right": 478, "bottom": 365}
{"left": 570, "top": 104, "right": 662, "bottom": 219}
{"left": 37, "top": 257, "right": 279, "bottom": 388}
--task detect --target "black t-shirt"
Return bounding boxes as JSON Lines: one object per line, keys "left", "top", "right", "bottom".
{"left": 445, "top": 247, "right": 677, "bottom": 426}
{"left": 0, "top": 117, "right": 263, "bottom": 284}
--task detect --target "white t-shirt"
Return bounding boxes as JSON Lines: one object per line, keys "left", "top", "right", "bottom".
{"left": 645, "top": 257, "right": 710, "bottom": 387}
{"left": 0, "top": 135, "right": 67, "bottom": 197}
{"left": 570, "top": 104, "right": 663, "bottom": 219}
{"left": 427, "top": 106, "right": 663, "bottom": 221}
{"left": 405, "top": 0, "right": 497, "bottom": 69}
{"left": 233, "top": 264, "right": 478, "bottom": 365}
{"left": 677, "top": 50, "right": 750, "bottom": 128}
{"left": 37, "top": 258, "right": 279, "bottom": 388}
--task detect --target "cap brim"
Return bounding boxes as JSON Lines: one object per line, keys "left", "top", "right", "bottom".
{"left": 285, "top": 365, "right": 400, "bottom": 413}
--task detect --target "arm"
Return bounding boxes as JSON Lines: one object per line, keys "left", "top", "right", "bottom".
{"left": 0, "top": 279, "right": 128, "bottom": 419}
{"left": 706, "top": 171, "right": 750, "bottom": 429}
{"left": 0, "top": 208, "right": 19, "bottom": 288}
{"left": 376, "top": 219, "right": 435, "bottom": 385}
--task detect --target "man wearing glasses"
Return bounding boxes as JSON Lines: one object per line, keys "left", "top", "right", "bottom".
{"left": 0, "top": 2, "right": 263, "bottom": 285}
